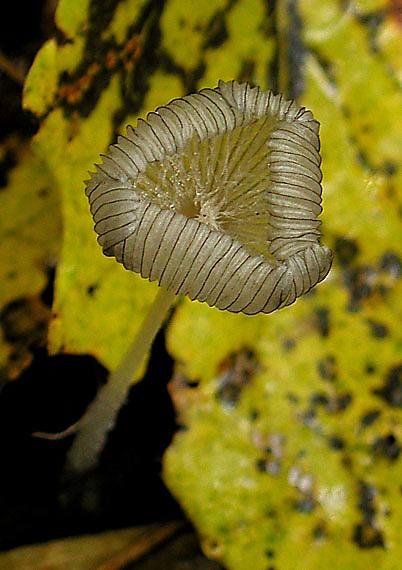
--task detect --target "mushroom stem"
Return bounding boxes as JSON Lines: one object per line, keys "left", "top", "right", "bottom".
{"left": 65, "top": 286, "right": 177, "bottom": 474}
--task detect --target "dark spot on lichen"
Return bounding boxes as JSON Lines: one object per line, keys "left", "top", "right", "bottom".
{"left": 365, "top": 362, "right": 376, "bottom": 375}
{"left": 355, "top": 146, "right": 375, "bottom": 171}
{"left": 353, "top": 481, "right": 385, "bottom": 549}
{"left": 266, "top": 508, "right": 277, "bottom": 518}
{"left": 282, "top": 337, "right": 296, "bottom": 351}
{"left": 215, "top": 348, "right": 260, "bottom": 408}
{"left": 353, "top": 523, "right": 385, "bottom": 549}
{"left": 249, "top": 408, "right": 259, "bottom": 421}
{"left": 310, "top": 392, "right": 329, "bottom": 407}
{"left": 328, "top": 435, "right": 345, "bottom": 450}
{"left": 312, "top": 520, "right": 327, "bottom": 541}
{"left": 287, "top": 392, "right": 300, "bottom": 404}
{"left": 311, "top": 390, "right": 352, "bottom": 414}
{"left": 256, "top": 458, "right": 267, "bottom": 473}
{"left": 335, "top": 392, "right": 352, "bottom": 412}
{"left": 317, "top": 355, "right": 337, "bottom": 381}
{"left": 373, "top": 364, "right": 402, "bottom": 407}
{"left": 372, "top": 433, "right": 401, "bottom": 462}
{"left": 37, "top": 187, "right": 49, "bottom": 198}
{"left": 334, "top": 237, "right": 360, "bottom": 268}
{"left": 343, "top": 252, "right": 401, "bottom": 311}
{"left": 358, "top": 481, "right": 376, "bottom": 519}
{"left": 301, "top": 408, "right": 317, "bottom": 427}
{"left": 314, "top": 307, "right": 330, "bottom": 337}
{"left": 203, "top": 10, "right": 228, "bottom": 48}
{"left": 343, "top": 265, "right": 375, "bottom": 312}
{"left": 265, "top": 549, "right": 275, "bottom": 559}
{"left": 86, "top": 283, "right": 99, "bottom": 296}
{"left": 360, "top": 409, "right": 381, "bottom": 428}
{"left": 380, "top": 251, "right": 402, "bottom": 279}
{"left": 255, "top": 433, "right": 285, "bottom": 476}
{"left": 295, "top": 495, "right": 316, "bottom": 513}
{"left": 366, "top": 319, "right": 389, "bottom": 339}
{"left": 238, "top": 58, "right": 256, "bottom": 83}
{"left": 382, "top": 160, "right": 398, "bottom": 176}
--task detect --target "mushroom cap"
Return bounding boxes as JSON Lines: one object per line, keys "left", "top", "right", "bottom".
{"left": 85, "top": 80, "right": 332, "bottom": 315}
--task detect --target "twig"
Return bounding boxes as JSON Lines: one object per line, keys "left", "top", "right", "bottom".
{"left": 32, "top": 421, "right": 80, "bottom": 440}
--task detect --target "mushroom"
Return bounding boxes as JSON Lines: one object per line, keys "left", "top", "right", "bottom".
{"left": 66, "top": 80, "right": 332, "bottom": 473}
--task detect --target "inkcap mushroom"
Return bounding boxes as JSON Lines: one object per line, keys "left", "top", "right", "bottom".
{"left": 66, "top": 80, "right": 332, "bottom": 473}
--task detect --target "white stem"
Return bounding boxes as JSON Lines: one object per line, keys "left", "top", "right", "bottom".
{"left": 65, "top": 286, "right": 177, "bottom": 474}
